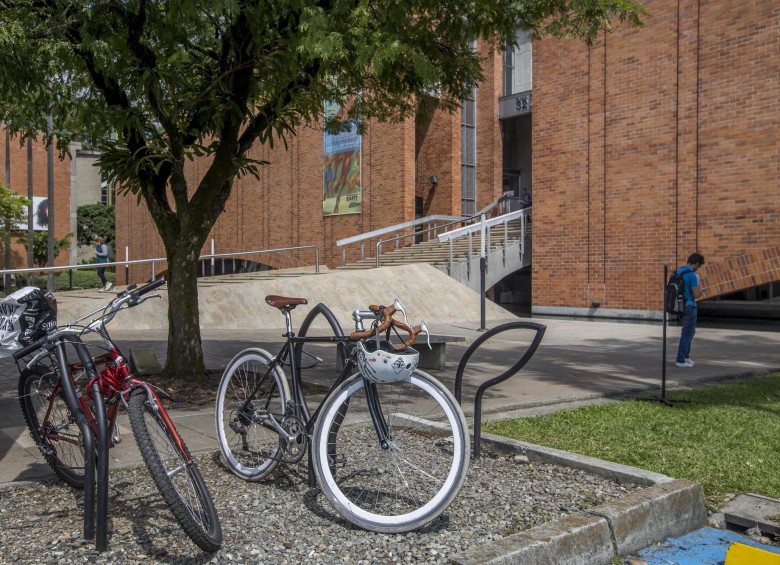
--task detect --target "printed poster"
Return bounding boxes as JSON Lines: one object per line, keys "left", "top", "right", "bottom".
{"left": 323, "top": 101, "right": 361, "bottom": 216}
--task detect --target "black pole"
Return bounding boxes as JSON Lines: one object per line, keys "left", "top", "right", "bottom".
{"left": 46, "top": 116, "right": 54, "bottom": 291}
{"left": 479, "top": 257, "right": 486, "bottom": 331}
{"left": 53, "top": 341, "right": 96, "bottom": 540}
{"left": 662, "top": 264, "right": 668, "bottom": 401}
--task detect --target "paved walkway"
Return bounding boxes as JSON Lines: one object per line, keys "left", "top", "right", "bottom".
{"left": 1, "top": 315, "right": 778, "bottom": 485}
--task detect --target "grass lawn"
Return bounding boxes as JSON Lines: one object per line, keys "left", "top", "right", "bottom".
{"left": 483, "top": 373, "right": 780, "bottom": 509}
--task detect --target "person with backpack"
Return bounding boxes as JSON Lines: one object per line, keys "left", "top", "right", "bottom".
{"left": 674, "top": 253, "right": 705, "bottom": 368}
{"left": 94, "top": 235, "right": 113, "bottom": 292}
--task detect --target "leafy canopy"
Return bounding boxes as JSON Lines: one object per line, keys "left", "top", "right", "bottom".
{"left": 0, "top": 0, "right": 644, "bottom": 202}
{"left": 0, "top": 183, "right": 31, "bottom": 245}
{"left": 76, "top": 203, "right": 115, "bottom": 246}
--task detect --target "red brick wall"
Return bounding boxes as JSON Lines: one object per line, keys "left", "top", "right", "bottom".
{"left": 0, "top": 131, "right": 72, "bottom": 269}
{"left": 533, "top": 0, "right": 779, "bottom": 313}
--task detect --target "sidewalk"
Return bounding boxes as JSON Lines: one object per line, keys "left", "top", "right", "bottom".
{"left": 2, "top": 316, "right": 778, "bottom": 485}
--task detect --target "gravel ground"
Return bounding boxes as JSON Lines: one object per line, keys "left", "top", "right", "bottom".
{"left": 0, "top": 448, "right": 641, "bottom": 564}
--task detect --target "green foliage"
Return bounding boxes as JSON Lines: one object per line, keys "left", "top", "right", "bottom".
{"left": 483, "top": 374, "right": 780, "bottom": 508}
{"left": 17, "top": 231, "right": 71, "bottom": 268}
{"left": 19, "top": 268, "right": 115, "bottom": 291}
{"left": 77, "top": 204, "right": 115, "bottom": 246}
{"left": 0, "top": 0, "right": 644, "bottom": 377}
{"left": 0, "top": 183, "right": 31, "bottom": 245}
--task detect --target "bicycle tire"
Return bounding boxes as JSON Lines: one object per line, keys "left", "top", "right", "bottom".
{"left": 127, "top": 387, "right": 222, "bottom": 552}
{"left": 312, "top": 369, "right": 470, "bottom": 533}
{"left": 215, "top": 348, "right": 291, "bottom": 481}
{"left": 18, "top": 365, "right": 86, "bottom": 488}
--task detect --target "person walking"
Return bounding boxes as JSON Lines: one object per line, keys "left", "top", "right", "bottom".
{"left": 675, "top": 253, "right": 705, "bottom": 368}
{"left": 94, "top": 235, "right": 112, "bottom": 292}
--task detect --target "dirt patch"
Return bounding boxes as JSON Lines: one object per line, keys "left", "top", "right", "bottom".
{"left": 146, "top": 370, "right": 331, "bottom": 408}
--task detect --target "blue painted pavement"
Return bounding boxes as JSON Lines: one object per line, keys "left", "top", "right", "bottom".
{"left": 637, "top": 527, "right": 780, "bottom": 565}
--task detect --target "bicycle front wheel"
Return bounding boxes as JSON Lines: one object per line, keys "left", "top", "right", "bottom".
{"left": 18, "top": 365, "right": 86, "bottom": 488}
{"left": 215, "top": 348, "right": 291, "bottom": 480}
{"left": 312, "top": 370, "right": 470, "bottom": 533}
{"left": 127, "top": 387, "right": 222, "bottom": 552}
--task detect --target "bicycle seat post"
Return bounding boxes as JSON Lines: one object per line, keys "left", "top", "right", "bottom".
{"left": 282, "top": 308, "right": 295, "bottom": 338}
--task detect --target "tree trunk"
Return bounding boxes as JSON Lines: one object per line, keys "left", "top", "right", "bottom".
{"left": 162, "top": 240, "right": 207, "bottom": 382}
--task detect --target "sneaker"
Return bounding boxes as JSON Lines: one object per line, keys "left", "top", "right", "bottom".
{"left": 685, "top": 358, "right": 695, "bottom": 366}
{"left": 104, "top": 282, "right": 112, "bottom": 291}
{"left": 675, "top": 360, "right": 694, "bottom": 368}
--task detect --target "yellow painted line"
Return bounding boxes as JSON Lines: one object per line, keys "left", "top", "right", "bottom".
{"left": 725, "top": 542, "right": 780, "bottom": 565}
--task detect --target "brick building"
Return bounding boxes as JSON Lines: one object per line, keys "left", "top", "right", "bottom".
{"left": 116, "top": 0, "right": 779, "bottom": 317}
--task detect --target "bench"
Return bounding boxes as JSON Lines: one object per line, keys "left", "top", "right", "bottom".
{"left": 336, "top": 335, "right": 466, "bottom": 371}
{"left": 405, "top": 335, "right": 466, "bottom": 370}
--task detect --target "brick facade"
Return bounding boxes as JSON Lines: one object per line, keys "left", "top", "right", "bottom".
{"left": 115, "top": 2, "right": 778, "bottom": 314}
{"left": 0, "top": 131, "right": 72, "bottom": 269}
{"left": 533, "top": 0, "right": 779, "bottom": 314}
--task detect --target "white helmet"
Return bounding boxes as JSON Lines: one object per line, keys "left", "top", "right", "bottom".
{"left": 355, "top": 340, "right": 419, "bottom": 383}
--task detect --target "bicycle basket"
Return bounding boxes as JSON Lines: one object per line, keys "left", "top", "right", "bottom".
{"left": 0, "top": 286, "right": 57, "bottom": 356}
{"left": 355, "top": 339, "right": 418, "bottom": 383}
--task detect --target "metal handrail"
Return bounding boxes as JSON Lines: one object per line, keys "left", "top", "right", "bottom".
{"left": 0, "top": 244, "right": 319, "bottom": 287}
{"left": 337, "top": 194, "right": 515, "bottom": 266}
{"left": 437, "top": 208, "right": 530, "bottom": 280}
{"left": 368, "top": 195, "right": 515, "bottom": 268}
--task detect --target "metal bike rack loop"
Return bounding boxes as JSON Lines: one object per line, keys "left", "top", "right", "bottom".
{"left": 61, "top": 336, "right": 111, "bottom": 551}
{"left": 454, "top": 321, "right": 546, "bottom": 458}
{"left": 293, "top": 303, "right": 348, "bottom": 488}
{"left": 51, "top": 340, "right": 98, "bottom": 543}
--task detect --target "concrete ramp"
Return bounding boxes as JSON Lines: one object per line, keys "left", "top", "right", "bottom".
{"left": 54, "top": 263, "right": 516, "bottom": 331}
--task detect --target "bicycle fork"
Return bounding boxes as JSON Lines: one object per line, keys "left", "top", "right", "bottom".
{"left": 364, "top": 381, "right": 392, "bottom": 449}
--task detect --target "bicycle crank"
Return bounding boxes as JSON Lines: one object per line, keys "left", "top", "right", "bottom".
{"left": 280, "top": 415, "right": 307, "bottom": 463}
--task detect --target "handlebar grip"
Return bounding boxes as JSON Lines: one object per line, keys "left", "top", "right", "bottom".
{"left": 349, "top": 303, "right": 397, "bottom": 340}
{"left": 390, "top": 320, "right": 424, "bottom": 349}
{"left": 12, "top": 337, "right": 47, "bottom": 360}
{"left": 137, "top": 277, "right": 166, "bottom": 296}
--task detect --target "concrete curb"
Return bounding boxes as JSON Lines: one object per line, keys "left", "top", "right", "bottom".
{"left": 450, "top": 432, "right": 708, "bottom": 565}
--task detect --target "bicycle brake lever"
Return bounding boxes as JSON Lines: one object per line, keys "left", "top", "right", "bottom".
{"left": 392, "top": 298, "right": 410, "bottom": 327}
{"left": 419, "top": 321, "right": 431, "bottom": 350}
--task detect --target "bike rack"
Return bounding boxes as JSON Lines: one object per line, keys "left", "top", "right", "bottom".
{"left": 293, "top": 303, "right": 348, "bottom": 488}
{"left": 55, "top": 337, "right": 110, "bottom": 551}
{"left": 454, "top": 321, "right": 546, "bottom": 458}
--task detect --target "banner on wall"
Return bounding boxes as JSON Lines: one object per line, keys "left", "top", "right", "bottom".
{"left": 15, "top": 196, "right": 49, "bottom": 231}
{"left": 323, "top": 100, "right": 361, "bottom": 216}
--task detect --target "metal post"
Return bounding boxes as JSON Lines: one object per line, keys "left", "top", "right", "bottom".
{"left": 210, "top": 238, "right": 215, "bottom": 277}
{"left": 661, "top": 264, "right": 668, "bottom": 400}
{"left": 124, "top": 246, "right": 129, "bottom": 285}
{"left": 4, "top": 129, "right": 12, "bottom": 294}
{"left": 47, "top": 116, "right": 55, "bottom": 291}
{"left": 27, "top": 137, "right": 33, "bottom": 271}
{"left": 479, "top": 214, "right": 486, "bottom": 331}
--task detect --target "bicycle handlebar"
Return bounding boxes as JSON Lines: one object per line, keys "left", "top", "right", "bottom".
{"left": 349, "top": 300, "right": 428, "bottom": 350}
{"left": 12, "top": 336, "right": 49, "bottom": 361}
{"left": 349, "top": 304, "right": 397, "bottom": 340}
{"left": 12, "top": 277, "right": 167, "bottom": 362}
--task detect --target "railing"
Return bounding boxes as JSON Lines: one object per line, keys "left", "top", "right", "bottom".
{"left": 336, "top": 194, "right": 516, "bottom": 267}
{"left": 0, "top": 244, "right": 319, "bottom": 293}
{"left": 336, "top": 215, "right": 463, "bottom": 266}
{"left": 437, "top": 207, "right": 530, "bottom": 278}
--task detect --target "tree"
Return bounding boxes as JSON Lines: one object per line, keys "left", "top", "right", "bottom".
{"left": 0, "top": 183, "right": 30, "bottom": 246}
{"left": 19, "top": 230, "right": 71, "bottom": 268}
{"left": 0, "top": 0, "right": 644, "bottom": 381}
{"left": 77, "top": 204, "right": 115, "bottom": 246}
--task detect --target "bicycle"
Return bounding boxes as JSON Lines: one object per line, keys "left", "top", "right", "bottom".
{"left": 215, "top": 296, "right": 470, "bottom": 533}
{"left": 13, "top": 279, "right": 222, "bottom": 552}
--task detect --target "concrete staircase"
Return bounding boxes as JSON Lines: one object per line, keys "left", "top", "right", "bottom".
{"left": 339, "top": 217, "right": 530, "bottom": 292}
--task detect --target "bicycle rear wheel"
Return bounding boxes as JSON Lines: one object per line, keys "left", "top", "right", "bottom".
{"left": 215, "top": 348, "right": 291, "bottom": 480}
{"left": 312, "top": 370, "right": 470, "bottom": 533}
{"left": 18, "top": 365, "right": 86, "bottom": 488}
{"left": 127, "top": 387, "right": 222, "bottom": 552}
